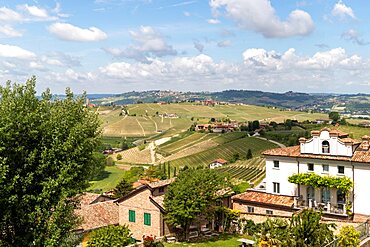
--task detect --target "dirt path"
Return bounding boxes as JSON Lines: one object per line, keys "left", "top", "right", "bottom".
{"left": 148, "top": 142, "right": 156, "bottom": 164}
{"left": 136, "top": 119, "right": 146, "bottom": 137}
{"left": 255, "top": 136, "right": 286, "bottom": 148}
{"left": 149, "top": 117, "right": 158, "bottom": 132}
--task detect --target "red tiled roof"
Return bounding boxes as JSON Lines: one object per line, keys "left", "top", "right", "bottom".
{"left": 150, "top": 195, "right": 165, "bottom": 212}
{"left": 263, "top": 145, "right": 370, "bottom": 163}
{"left": 232, "top": 190, "right": 294, "bottom": 208}
{"left": 147, "top": 178, "right": 175, "bottom": 189}
{"left": 211, "top": 158, "right": 228, "bottom": 164}
{"left": 79, "top": 193, "right": 102, "bottom": 206}
{"left": 75, "top": 201, "right": 119, "bottom": 232}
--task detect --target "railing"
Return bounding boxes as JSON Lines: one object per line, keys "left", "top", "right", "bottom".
{"left": 324, "top": 221, "right": 370, "bottom": 247}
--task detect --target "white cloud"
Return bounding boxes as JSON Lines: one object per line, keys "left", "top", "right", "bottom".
{"left": 217, "top": 40, "right": 231, "bottom": 47}
{"left": 332, "top": 1, "right": 356, "bottom": 20}
{"left": 207, "top": 18, "right": 220, "bottom": 24}
{"left": 96, "top": 48, "right": 367, "bottom": 93}
{"left": 209, "top": 0, "right": 314, "bottom": 38}
{"left": 29, "top": 61, "right": 44, "bottom": 70}
{"left": 41, "top": 52, "right": 81, "bottom": 67}
{"left": 0, "top": 25, "right": 22, "bottom": 37}
{"left": 0, "top": 7, "right": 22, "bottom": 22}
{"left": 193, "top": 40, "right": 204, "bottom": 53}
{"left": 0, "top": 44, "right": 36, "bottom": 60}
{"left": 19, "top": 4, "right": 49, "bottom": 19}
{"left": 297, "top": 48, "right": 360, "bottom": 69}
{"left": 341, "top": 29, "right": 369, "bottom": 45}
{"left": 48, "top": 22, "right": 108, "bottom": 42}
{"left": 103, "top": 26, "right": 176, "bottom": 62}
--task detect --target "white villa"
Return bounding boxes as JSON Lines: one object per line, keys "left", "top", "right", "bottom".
{"left": 232, "top": 128, "right": 370, "bottom": 220}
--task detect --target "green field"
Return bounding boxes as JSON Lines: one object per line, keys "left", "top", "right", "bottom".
{"left": 168, "top": 137, "right": 277, "bottom": 168}
{"left": 165, "top": 235, "right": 252, "bottom": 247}
{"left": 217, "top": 157, "right": 265, "bottom": 183}
{"left": 98, "top": 103, "right": 327, "bottom": 138}
{"left": 88, "top": 166, "right": 127, "bottom": 192}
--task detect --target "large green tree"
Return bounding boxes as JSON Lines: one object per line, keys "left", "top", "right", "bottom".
{"left": 0, "top": 77, "right": 102, "bottom": 246}
{"left": 113, "top": 178, "right": 133, "bottom": 199}
{"left": 164, "top": 168, "right": 229, "bottom": 240}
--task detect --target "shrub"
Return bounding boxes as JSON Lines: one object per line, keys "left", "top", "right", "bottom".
{"left": 87, "top": 225, "right": 132, "bottom": 247}
{"left": 106, "top": 157, "right": 115, "bottom": 166}
{"left": 116, "top": 154, "right": 122, "bottom": 160}
{"left": 337, "top": 225, "right": 360, "bottom": 247}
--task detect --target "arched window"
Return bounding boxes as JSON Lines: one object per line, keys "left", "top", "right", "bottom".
{"left": 322, "top": 141, "right": 330, "bottom": 153}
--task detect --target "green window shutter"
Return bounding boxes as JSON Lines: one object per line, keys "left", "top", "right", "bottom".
{"left": 129, "top": 210, "right": 136, "bottom": 222}
{"left": 144, "top": 213, "right": 151, "bottom": 226}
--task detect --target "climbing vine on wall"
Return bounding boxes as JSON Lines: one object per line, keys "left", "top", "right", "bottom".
{"left": 288, "top": 173, "right": 353, "bottom": 192}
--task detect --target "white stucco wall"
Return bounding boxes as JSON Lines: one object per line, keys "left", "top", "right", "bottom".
{"left": 353, "top": 163, "right": 370, "bottom": 215}
{"left": 300, "top": 130, "right": 353, "bottom": 156}
{"left": 265, "top": 157, "right": 298, "bottom": 196}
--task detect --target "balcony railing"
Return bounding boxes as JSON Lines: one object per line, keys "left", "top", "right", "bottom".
{"left": 324, "top": 221, "right": 370, "bottom": 247}
{"left": 294, "top": 198, "right": 347, "bottom": 216}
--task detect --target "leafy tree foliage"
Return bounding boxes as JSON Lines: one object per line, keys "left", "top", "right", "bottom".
{"left": 288, "top": 208, "right": 335, "bottom": 246}
{"left": 113, "top": 178, "right": 133, "bottom": 198}
{"left": 246, "top": 149, "right": 253, "bottom": 159}
{"left": 0, "top": 78, "right": 101, "bottom": 246}
{"left": 144, "top": 165, "right": 167, "bottom": 180}
{"left": 164, "top": 168, "right": 229, "bottom": 240}
{"left": 256, "top": 209, "right": 335, "bottom": 247}
{"left": 337, "top": 225, "right": 360, "bottom": 247}
{"left": 329, "top": 112, "right": 341, "bottom": 122}
{"left": 87, "top": 225, "right": 132, "bottom": 247}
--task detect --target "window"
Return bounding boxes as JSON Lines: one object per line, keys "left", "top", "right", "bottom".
{"left": 322, "top": 141, "right": 330, "bottom": 153}
{"left": 247, "top": 206, "right": 254, "bottom": 213}
{"left": 322, "top": 164, "right": 329, "bottom": 173}
{"left": 337, "top": 189, "right": 346, "bottom": 204}
{"left": 308, "top": 163, "right": 314, "bottom": 171}
{"left": 144, "top": 213, "right": 151, "bottom": 226}
{"left": 273, "top": 160, "right": 279, "bottom": 168}
{"left": 338, "top": 166, "right": 345, "bottom": 174}
{"left": 321, "top": 188, "right": 331, "bottom": 204}
{"left": 159, "top": 187, "right": 164, "bottom": 193}
{"left": 273, "top": 182, "right": 280, "bottom": 194}
{"left": 307, "top": 186, "right": 315, "bottom": 201}
{"left": 266, "top": 210, "right": 273, "bottom": 215}
{"left": 129, "top": 210, "right": 136, "bottom": 223}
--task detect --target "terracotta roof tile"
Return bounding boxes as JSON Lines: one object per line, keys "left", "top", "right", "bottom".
{"left": 211, "top": 158, "right": 228, "bottom": 164}
{"left": 147, "top": 178, "right": 175, "bottom": 189}
{"left": 75, "top": 201, "right": 119, "bottom": 232}
{"left": 232, "top": 190, "right": 294, "bottom": 208}
{"left": 150, "top": 195, "right": 165, "bottom": 210}
{"left": 79, "top": 193, "right": 101, "bottom": 206}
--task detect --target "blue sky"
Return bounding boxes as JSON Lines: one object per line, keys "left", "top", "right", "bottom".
{"left": 0, "top": 0, "right": 370, "bottom": 94}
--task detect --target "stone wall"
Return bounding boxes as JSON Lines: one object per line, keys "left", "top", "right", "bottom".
{"left": 118, "top": 189, "right": 163, "bottom": 239}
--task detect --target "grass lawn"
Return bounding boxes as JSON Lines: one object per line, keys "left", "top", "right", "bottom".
{"left": 165, "top": 235, "right": 252, "bottom": 247}
{"left": 88, "top": 165, "right": 132, "bottom": 192}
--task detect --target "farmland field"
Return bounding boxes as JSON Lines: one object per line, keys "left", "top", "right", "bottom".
{"left": 98, "top": 103, "right": 327, "bottom": 138}
{"left": 168, "top": 137, "right": 277, "bottom": 168}
{"left": 217, "top": 157, "right": 265, "bottom": 183}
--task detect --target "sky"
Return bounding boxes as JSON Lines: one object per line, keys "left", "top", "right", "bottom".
{"left": 0, "top": 0, "right": 370, "bottom": 94}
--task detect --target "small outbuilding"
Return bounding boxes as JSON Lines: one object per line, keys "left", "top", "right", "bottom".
{"left": 208, "top": 158, "right": 228, "bottom": 169}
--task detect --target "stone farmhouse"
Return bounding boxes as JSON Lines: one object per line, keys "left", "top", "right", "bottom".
{"left": 76, "top": 178, "right": 234, "bottom": 244}
{"left": 115, "top": 178, "right": 175, "bottom": 239}
{"left": 232, "top": 128, "right": 370, "bottom": 221}
{"left": 209, "top": 158, "right": 228, "bottom": 169}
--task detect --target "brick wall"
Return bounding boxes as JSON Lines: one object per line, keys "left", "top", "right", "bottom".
{"left": 233, "top": 202, "right": 293, "bottom": 217}
{"left": 118, "top": 189, "right": 163, "bottom": 240}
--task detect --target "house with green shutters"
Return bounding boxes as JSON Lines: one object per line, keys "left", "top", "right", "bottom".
{"left": 116, "top": 179, "right": 175, "bottom": 240}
